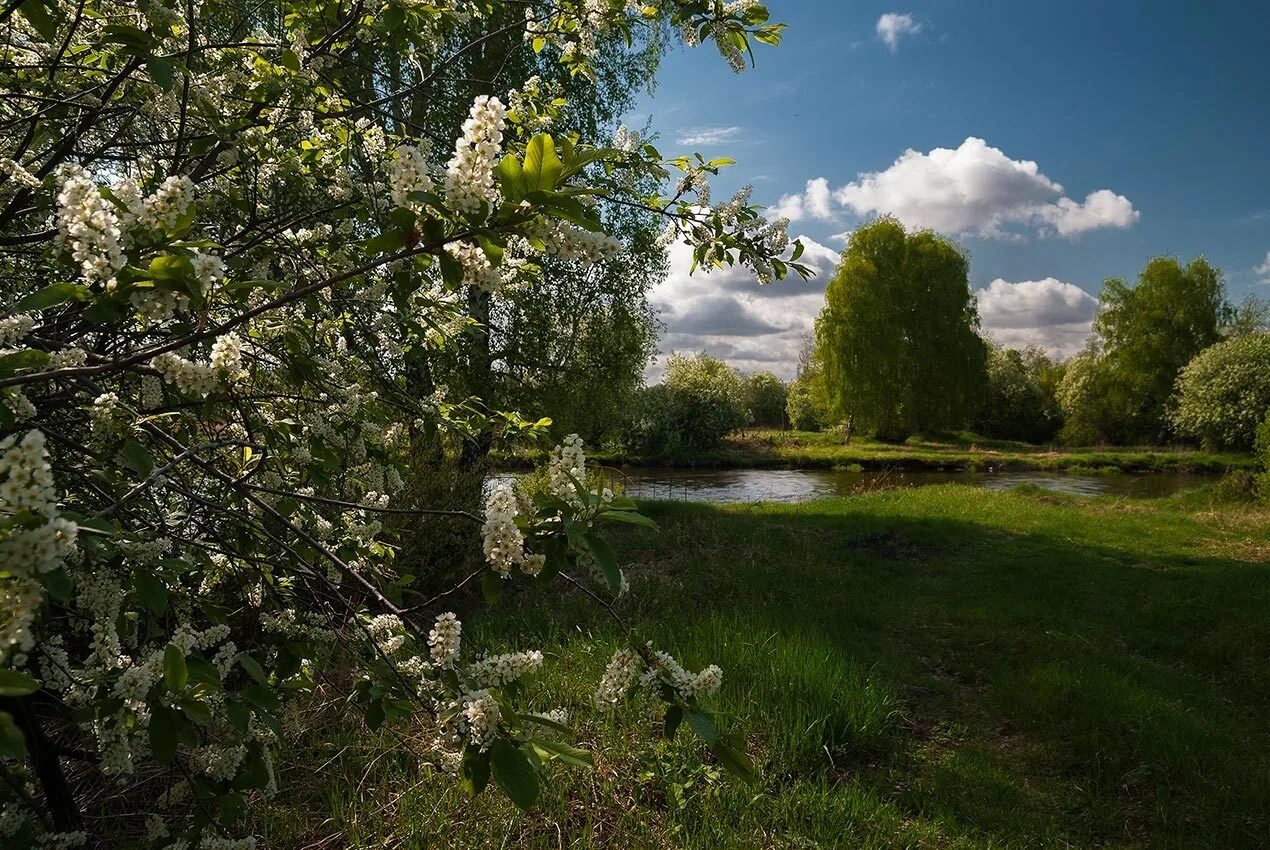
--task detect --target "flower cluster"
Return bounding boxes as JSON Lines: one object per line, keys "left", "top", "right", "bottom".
{"left": 136, "top": 175, "right": 195, "bottom": 231}
{"left": 388, "top": 143, "right": 433, "bottom": 208}
{"left": 594, "top": 645, "right": 723, "bottom": 708}
{"left": 466, "top": 649, "right": 544, "bottom": 688}
{"left": 0, "top": 314, "right": 34, "bottom": 348}
{"left": 0, "top": 431, "right": 77, "bottom": 662}
{"left": 428, "top": 612, "right": 462, "bottom": 668}
{"left": 547, "top": 433, "right": 588, "bottom": 503}
{"left": 55, "top": 165, "right": 126, "bottom": 287}
{"left": 152, "top": 334, "right": 242, "bottom": 395}
{"left": 482, "top": 481, "right": 527, "bottom": 576}
{"left": 444, "top": 95, "right": 506, "bottom": 215}
{"left": 539, "top": 222, "right": 623, "bottom": 263}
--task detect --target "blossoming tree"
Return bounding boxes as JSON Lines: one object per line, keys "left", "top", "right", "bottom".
{"left": 0, "top": 0, "right": 809, "bottom": 844}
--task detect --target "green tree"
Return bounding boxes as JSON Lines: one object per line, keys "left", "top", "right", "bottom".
{"left": 814, "top": 218, "right": 986, "bottom": 442}
{"left": 972, "top": 344, "right": 1062, "bottom": 443}
{"left": 1170, "top": 333, "right": 1270, "bottom": 450}
{"left": 1093, "top": 256, "right": 1227, "bottom": 442}
{"left": 743, "top": 371, "right": 788, "bottom": 428}
{"left": 623, "top": 354, "right": 749, "bottom": 453}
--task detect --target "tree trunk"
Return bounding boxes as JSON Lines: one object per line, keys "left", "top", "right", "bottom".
{"left": 0, "top": 696, "right": 80, "bottom": 830}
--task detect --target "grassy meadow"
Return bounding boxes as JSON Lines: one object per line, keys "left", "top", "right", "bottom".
{"left": 498, "top": 430, "right": 1256, "bottom": 475}
{"left": 255, "top": 485, "right": 1270, "bottom": 848}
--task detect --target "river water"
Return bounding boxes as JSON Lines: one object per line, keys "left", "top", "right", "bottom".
{"left": 573, "top": 467, "right": 1213, "bottom": 503}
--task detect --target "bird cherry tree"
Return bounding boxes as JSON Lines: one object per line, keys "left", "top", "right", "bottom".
{"left": 0, "top": 0, "right": 810, "bottom": 844}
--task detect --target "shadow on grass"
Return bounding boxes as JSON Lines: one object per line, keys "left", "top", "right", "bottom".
{"left": 258, "top": 489, "right": 1270, "bottom": 849}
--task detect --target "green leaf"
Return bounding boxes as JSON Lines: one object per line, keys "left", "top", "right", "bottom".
{"left": 364, "top": 699, "right": 385, "bottom": 731}
{"left": 147, "top": 57, "right": 175, "bottom": 90}
{"left": 280, "top": 49, "right": 301, "bottom": 72}
{"left": 529, "top": 738, "right": 593, "bottom": 768}
{"left": 481, "top": 570, "right": 503, "bottom": 605}
{"left": 461, "top": 747, "right": 490, "bottom": 796}
{"left": 238, "top": 655, "right": 267, "bottom": 684}
{"left": 15, "top": 283, "right": 90, "bottom": 312}
{"left": 15, "top": 0, "right": 59, "bottom": 41}
{"left": 791, "top": 240, "right": 805, "bottom": 261}
{"left": 664, "top": 705, "right": 684, "bottom": 740}
{"left": 163, "top": 644, "right": 188, "bottom": 692}
{"left": 600, "top": 510, "right": 658, "bottom": 531}
{"left": 149, "top": 703, "right": 179, "bottom": 764}
{"left": 242, "top": 683, "right": 280, "bottom": 711}
{"left": 102, "top": 24, "right": 157, "bottom": 51}
{"left": 686, "top": 709, "right": 717, "bottom": 744}
{"left": 0, "top": 349, "right": 50, "bottom": 377}
{"left": 122, "top": 438, "right": 154, "bottom": 478}
{"left": 497, "top": 153, "right": 527, "bottom": 202}
{"left": 438, "top": 251, "right": 464, "bottom": 288}
{"left": 0, "top": 712, "right": 26, "bottom": 759}
{"left": 179, "top": 696, "right": 213, "bottom": 726}
{"left": 0, "top": 669, "right": 40, "bottom": 697}
{"left": 583, "top": 532, "right": 622, "bottom": 595}
{"left": 522, "top": 135, "right": 564, "bottom": 193}
{"left": 490, "top": 739, "right": 539, "bottom": 810}
{"left": 134, "top": 570, "right": 169, "bottom": 615}
{"left": 711, "top": 736, "right": 757, "bottom": 783}
{"left": 185, "top": 655, "right": 222, "bottom": 690}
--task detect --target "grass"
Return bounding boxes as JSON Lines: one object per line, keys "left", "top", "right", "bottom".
{"left": 498, "top": 429, "right": 1256, "bottom": 474}
{"left": 254, "top": 486, "right": 1270, "bottom": 848}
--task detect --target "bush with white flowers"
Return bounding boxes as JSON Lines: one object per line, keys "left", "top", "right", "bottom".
{"left": 1170, "top": 333, "right": 1270, "bottom": 450}
{"left": 0, "top": 0, "right": 806, "bottom": 844}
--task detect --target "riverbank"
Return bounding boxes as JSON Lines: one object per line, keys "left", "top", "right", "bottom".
{"left": 255, "top": 486, "right": 1270, "bottom": 848}
{"left": 496, "top": 429, "right": 1255, "bottom": 474}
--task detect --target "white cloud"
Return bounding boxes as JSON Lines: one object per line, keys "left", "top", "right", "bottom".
{"left": 676, "top": 126, "right": 742, "bottom": 146}
{"left": 876, "top": 12, "right": 921, "bottom": 51}
{"left": 772, "top": 137, "right": 1138, "bottom": 239}
{"left": 1037, "top": 189, "right": 1140, "bottom": 236}
{"left": 1255, "top": 251, "right": 1270, "bottom": 280}
{"left": 771, "top": 177, "right": 833, "bottom": 222}
{"left": 648, "top": 236, "right": 841, "bottom": 380}
{"left": 976, "top": 278, "right": 1098, "bottom": 358}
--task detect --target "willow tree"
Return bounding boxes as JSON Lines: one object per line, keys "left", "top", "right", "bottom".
{"left": 814, "top": 218, "right": 986, "bottom": 442}
{"left": 0, "top": 0, "right": 805, "bottom": 843}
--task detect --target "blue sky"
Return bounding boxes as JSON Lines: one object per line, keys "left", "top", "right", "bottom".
{"left": 631, "top": 1, "right": 1270, "bottom": 377}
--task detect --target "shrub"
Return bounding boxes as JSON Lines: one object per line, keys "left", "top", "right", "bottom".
{"left": 786, "top": 374, "right": 828, "bottom": 432}
{"left": 972, "top": 345, "right": 1061, "bottom": 443}
{"left": 623, "top": 354, "right": 748, "bottom": 453}
{"left": 743, "top": 372, "right": 788, "bottom": 428}
{"left": 1170, "top": 333, "right": 1270, "bottom": 450}
{"left": 1257, "top": 410, "right": 1270, "bottom": 500}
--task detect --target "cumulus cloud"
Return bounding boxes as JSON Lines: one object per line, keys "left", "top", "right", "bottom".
{"left": 1255, "top": 251, "right": 1270, "bottom": 281}
{"left": 772, "top": 137, "right": 1139, "bottom": 239}
{"left": 876, "top": 12, "right": 921, "bottom": 50}
{"left": 676, "top": 126, "right": 742, "bottom": 146}
{"left": 976, "top": 278, "right": 1098, "bottom": 357}
{"left": 649, "top": 236, "right": 841, "bottom": 379}
{"left": 771, "top": 177, "right": 833, "bottom": 222}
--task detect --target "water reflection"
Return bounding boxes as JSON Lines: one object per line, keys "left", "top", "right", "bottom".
{"left": 548, "top": 467, "right": 1213, "bottom": 504}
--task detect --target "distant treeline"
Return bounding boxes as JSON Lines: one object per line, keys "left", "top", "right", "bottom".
{"left": 627, "top": 218, "right": 1270, "bottom": 456}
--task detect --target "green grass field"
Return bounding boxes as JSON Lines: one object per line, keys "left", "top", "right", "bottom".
{"left": 255, "top": 486, "right": 1270, "bottom": 848}
{"left": 498, "top": 430, "right": 1255, "bottom": 474}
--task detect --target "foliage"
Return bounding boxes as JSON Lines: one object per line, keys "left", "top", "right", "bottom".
{"left": 742, "top": 372, "right": 787, "bottom": 428}
{"left": 1170, "top": 333, "right": 1270, "bottom": 450}
{"left": 785, "top": 336, "right": 830, "bottom": 432}
{"left": 1257, "top": 410, "right": 1270, "bottom": 501}
{"left": 0, "top": 0, "right": 795, "bottom": 842}
{"left": 621, "top": 354, "right": 750, "bottom": 454}
{"left": 1092, "top": 256, "right": 1227, "bottom": 442}
{"left": 814, "top": 218, "right": 986, "bottom": 442}
{"left": 1223, "top": 294, "right": 1270, "bottom": 338}
{"left": 971, "top": 344, "right": 1062, "bottom": 443}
